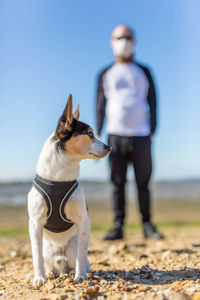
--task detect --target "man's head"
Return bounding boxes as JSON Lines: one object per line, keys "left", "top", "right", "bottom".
{"left": 111, "top": 24, "right": 135, "bottom": 61}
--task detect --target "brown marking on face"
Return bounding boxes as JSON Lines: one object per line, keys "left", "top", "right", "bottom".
{"left": 65, "top": 134, "right": 93, "bottom": 157}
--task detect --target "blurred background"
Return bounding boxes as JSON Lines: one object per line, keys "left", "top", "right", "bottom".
{"left": 0, "top": 0, "right": 200, "bottom": 234}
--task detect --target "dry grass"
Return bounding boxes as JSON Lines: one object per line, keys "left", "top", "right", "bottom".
{"left": 0, "top": 200, "right": 200, "bottom": 235}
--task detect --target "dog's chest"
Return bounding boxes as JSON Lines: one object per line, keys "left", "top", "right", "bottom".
{"left": 33, "top": 175, "right": 78, "bottom": 233}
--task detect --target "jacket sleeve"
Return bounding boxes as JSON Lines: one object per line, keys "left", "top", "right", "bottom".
{"left": 96, "top": 71, "right": 107, "bottom": 136}
{"left": 140, "top": 65, "right": 157, "bottom": 135}
{"left": 147, "top": 69, "right": 157, "bottom": 134}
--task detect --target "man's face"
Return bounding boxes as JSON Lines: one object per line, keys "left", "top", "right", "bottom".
{"left": 111, "top": 25, "right": 135, "bottom": 59}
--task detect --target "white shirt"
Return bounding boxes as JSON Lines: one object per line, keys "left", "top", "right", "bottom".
{"left": 103, "top": 62, "right": 150, "bottom": 136}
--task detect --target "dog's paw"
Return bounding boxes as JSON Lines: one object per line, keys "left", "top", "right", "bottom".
{"left": 33, "top": 275, "right": 46, "bottom": 287}
{"left": 69, "top": 269, "right": 75, "bottom": 279}
{"left": 74, "top": 273, "right": 88, "bottom": 282}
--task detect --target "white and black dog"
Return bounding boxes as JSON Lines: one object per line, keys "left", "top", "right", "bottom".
{"left": 27, "top": 95, "right": 111, "bottom": 287}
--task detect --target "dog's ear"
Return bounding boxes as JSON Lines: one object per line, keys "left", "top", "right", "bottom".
{"left": 65, "top": 94, "right": 73, "bottom": 130}
{"left": 73, "top": 104, "right": 80, "bottom": 120}
{"left": 55, "top": 94, "right": 74, "bottom": 137}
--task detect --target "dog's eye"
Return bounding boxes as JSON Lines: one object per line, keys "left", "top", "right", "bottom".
{"left": 88, "top": 131, "right": 94, "bottom": 139}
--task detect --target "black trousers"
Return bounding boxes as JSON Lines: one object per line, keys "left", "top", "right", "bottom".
{"left": 108, "top": 134, "right": 152, "bottom": 227}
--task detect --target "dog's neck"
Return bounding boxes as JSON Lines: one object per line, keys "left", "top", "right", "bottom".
{"left": 36, "top": 134, "right": 80, "bottom": 182}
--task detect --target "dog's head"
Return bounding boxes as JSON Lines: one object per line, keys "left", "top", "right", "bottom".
{"left": 54, "top": 94, "right": 111, "bottom": 160}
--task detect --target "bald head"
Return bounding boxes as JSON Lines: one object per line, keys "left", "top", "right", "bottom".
{"left": 112, "top": 24, "right": 134, "bottom": 40}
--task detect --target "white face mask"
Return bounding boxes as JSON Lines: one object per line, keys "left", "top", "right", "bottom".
{"left": 112, "top": 38, "right": 133, "bottom": 58}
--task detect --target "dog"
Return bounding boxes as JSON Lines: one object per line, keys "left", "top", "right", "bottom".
{"left": 27, "top": 95, "right": 111, "bottom": 286}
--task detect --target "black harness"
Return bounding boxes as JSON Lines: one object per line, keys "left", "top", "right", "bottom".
{"left": 33, "top": 174, "right": 78, "bottom": 233}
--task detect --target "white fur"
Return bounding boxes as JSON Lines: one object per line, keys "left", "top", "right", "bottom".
{"left": 28, "top": 132, "right": 109, "bottom": 287}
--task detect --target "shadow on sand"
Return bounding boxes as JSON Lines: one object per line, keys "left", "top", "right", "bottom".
{"left": 93, "top": 266, "right": 200, "bottom": 285}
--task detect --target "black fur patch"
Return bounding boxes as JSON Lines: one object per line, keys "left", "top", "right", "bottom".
{"left": 54, "top": 118, "right": 92, "bottom": 151}
{"left": 72, "top": 119, "right": 91, "bottom": 137}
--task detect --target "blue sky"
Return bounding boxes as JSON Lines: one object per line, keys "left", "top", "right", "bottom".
{"left": 1, "top": 0, "right": 200, "bottom": 182}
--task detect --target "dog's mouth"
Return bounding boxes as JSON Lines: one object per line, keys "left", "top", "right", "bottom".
{"left": 89, "top": 152, "right": 102, "bottom": 158}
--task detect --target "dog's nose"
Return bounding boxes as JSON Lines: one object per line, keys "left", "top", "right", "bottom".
{"left": 104, "top": 144, "right": 112, "bottom": 152}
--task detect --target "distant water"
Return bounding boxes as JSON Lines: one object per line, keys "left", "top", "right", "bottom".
{"left": 0, "top": 182, "right": 32, "bottom": 205}
{"left": 0, "top": 180, "right": 199, "bottom": 206}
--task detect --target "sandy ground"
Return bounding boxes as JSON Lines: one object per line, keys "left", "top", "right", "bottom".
{"left": 0, "top": 201, "right": 200, "bottom": 299}
{"left": 0, "top": 228, "right": 200, "bottom": 300}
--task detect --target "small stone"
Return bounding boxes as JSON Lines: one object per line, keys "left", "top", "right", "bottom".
{"left": 85, "top": 286, "right": 99, "bottom": 296}
{"left": 46, "top": 272, "right": 54, "bottom": 279}
{"left": 100, "top": 280, "right": 107, "bottom": 285}
{"left": 26, "top": 273, "right": 33, "bottom": 279}
{"left": 196, "top": 279, "right": 200, "bottom": 284}
{"left": 52, "top": 295, "right": 66, "bottom": 300}
{"left": 140, "top": 265, "right": 150, "bottom": 273}
{"left": 162, "top": 250, "right": 171, "bottom": 260}
{"left": 139, "top": 254, "right": 148, "bottom": 259}
{"left": 64, "top": 288, "right": 75, "bottom": 292}
{"left": 43, "top": 281, "right": 55, "bottom": 291}
{"left": 97, "top": 296, "right": 107, "bottom": 300}
{"left": 192, "top": 243, "right": 200, "bottom": 248}
{"left": 168, "top": 292, "right": 191, "bottom": 300}
{"left": 10, "top": 250, "right": 18, "bottom": 257}
{"left": 59, "top": 273, "right": 67, "bottom": 279}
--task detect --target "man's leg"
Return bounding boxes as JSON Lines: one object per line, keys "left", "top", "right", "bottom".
{"left": 131, "top": 137, "right": 163, "bottom": 239}
{"left": 132, "top": 137, "right": 152, "bottom": 223}
{"left": 110, "top": 150, "right": 128, "bottom": 228}
{"left": 103, "top": 136, "right": 128, "bottom": 240}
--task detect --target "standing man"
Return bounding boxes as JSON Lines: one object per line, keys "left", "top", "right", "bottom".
{"left": 96, "top": 24, "right": 163, "bottom": 240}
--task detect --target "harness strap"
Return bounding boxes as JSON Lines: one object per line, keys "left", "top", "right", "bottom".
{"left": 33, "top": 174, "right": 78, "bottom": 233}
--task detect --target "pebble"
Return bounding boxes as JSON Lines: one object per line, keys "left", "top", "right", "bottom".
{"left": 10, "top": 250, "right": 18, "bottom": 257}
{"left": 85, "top": 286, "right": 99, "bottom": 296}
{"left": 0, "top": 265, "right": 5, "bottom": 270}
{"left": 162, "top": 250, "right": 171, "bottom": 260}
{"left": 43, "top": 281, "right": 55, "bottom": 292}
{"left": 1, "top": 229, "right": 200, "bottom": 299}
{"left": 168, "top": 292, "right": 191, "bottom": 300}
{"left": 192, "top": 243, "right": 200, "bottom": 247}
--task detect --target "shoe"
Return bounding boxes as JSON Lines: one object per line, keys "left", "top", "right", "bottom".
{"left": 143, "top": 222, "right": 164, "bottom": 240}
{"left": 103, "top": 227, "right": 123, "bottom": 240}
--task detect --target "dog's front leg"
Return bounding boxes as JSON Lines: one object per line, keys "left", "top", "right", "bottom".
{"left": 74, "top": 215, "right": 90, "bottom": 282}
{"left": 29, "top": 219, "right": 46, "bottom": 286}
